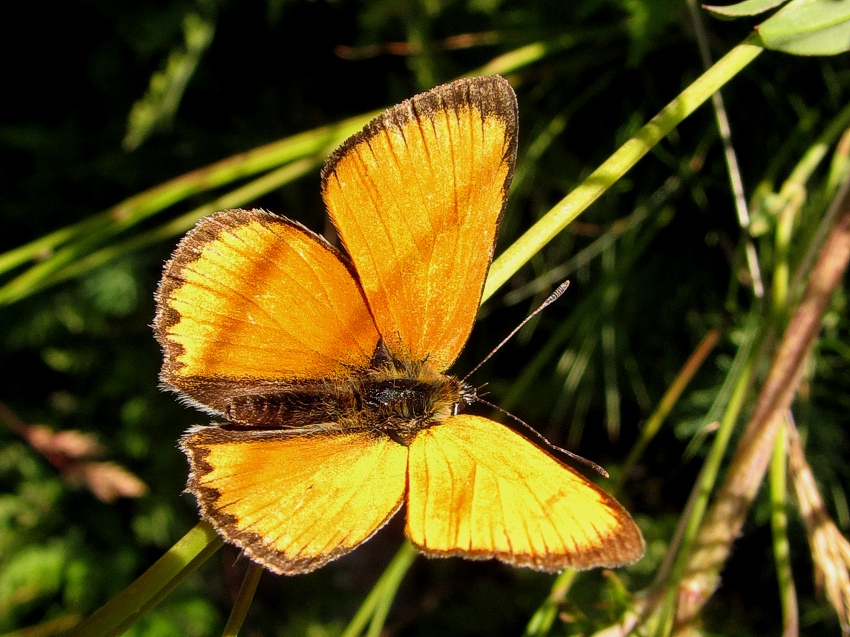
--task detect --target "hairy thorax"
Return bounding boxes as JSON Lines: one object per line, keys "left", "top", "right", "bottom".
{"left": 223, "top": 342, "right": 476, "bottom": 446}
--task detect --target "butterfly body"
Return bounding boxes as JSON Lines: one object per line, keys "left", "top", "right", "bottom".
{"left": 156, "top": 76, "right": 645, "bottom": 575}
{"left": 224, "top": 342, "right": 473, "bottom": 446}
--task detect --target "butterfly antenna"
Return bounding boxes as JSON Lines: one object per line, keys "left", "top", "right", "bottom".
{"left": 473, "top": 396, "right": 608, "bottom": 478}
{"left": 463, "top": 280, "right": 570, "bottom": 382}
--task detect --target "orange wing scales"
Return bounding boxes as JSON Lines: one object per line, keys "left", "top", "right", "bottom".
{"left": 154, "top": 209, "right": 380, "bottom": 411}
{"left": 405, "top": 415, "right": 644, "bottom": 571}
{"left": 322, "top": 76, "right": 518, "bottom": 370}
{"left": 182, "top": 428, "right": 408, "bottom": 575}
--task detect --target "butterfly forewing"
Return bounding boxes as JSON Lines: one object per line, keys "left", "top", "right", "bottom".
{"left": 154, "top": 209, "right": 380, "bottom": 413}
{"left": 321, "top": 76, "right": 518, "bottom": 371}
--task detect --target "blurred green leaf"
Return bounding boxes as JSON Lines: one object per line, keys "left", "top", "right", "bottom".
{"left": 0, "top": 543, "right": 66, "bottom": 627}
{"left": 123, "top": 597, "right": 219, "bottom": 637}
{"left": 123, "top": 12, "right": 217, "bottom": 151}
{"left": 756, "top": 0, "right": 850, "bottom": 54}
{"left": 703, "top": 0, "right": 789, "bottom": 18}
{"left": 81, "top": 262, "right": 143, "bottom": 318}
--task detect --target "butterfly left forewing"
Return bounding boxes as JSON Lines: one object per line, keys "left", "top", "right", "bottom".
{"left": 181, "top": 426, "right": 408, "bottom": 575}
{"left": 154, "top": 209, "right": 380, "bottom": 414}
{"left": 405, "top": 415, "right": 645, "bottom": 571}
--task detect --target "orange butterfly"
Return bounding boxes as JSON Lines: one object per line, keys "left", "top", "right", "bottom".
{"left": 154, "top": 76, "right": 644, "bottom": 575}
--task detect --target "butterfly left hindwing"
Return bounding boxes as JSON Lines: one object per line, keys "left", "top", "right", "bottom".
{"left": 181, "top": 427, "right": 408, "bottom": 575}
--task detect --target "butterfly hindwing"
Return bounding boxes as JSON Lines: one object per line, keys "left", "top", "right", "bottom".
{"left": 321, "top": 76, "right": 518, "bottom": 371}
{"left": 405, "top": 415, "right": 645, "bottom": 570}
{"left": 181, "top": 427, "right": 409, "bottom": 575}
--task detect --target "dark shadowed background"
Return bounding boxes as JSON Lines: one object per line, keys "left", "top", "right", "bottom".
{"left": 1, "top": 1, "right": 848, "bottom": 635}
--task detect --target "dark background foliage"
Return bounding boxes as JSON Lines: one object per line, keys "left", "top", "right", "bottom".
{"left": 1, "top": 1, "right": 848, "bottom": 635}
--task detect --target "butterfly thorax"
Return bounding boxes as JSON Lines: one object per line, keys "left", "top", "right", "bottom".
{"left": 224, "top": 342, "right": 476, "bottom": 446}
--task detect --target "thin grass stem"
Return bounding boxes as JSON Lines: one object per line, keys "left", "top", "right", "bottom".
{"left": 221, "top": 562, "right": 264, "bottom": 637}
{"left": 340, "top": 541, "right": 418, "bottom": 637}
{"left": 770, "top": 419, "right": 799, "bottom": 637}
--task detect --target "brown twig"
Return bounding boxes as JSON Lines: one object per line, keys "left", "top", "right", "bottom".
{"left": 673, "top": 173, "right": 850, "bottom": 629}
{"left": 334, "top": 32, "right": 501, "bottom": 60}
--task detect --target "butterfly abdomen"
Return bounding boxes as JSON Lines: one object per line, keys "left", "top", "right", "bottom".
{"left": 225, "top": 383, "right": 356, "bottom": 428}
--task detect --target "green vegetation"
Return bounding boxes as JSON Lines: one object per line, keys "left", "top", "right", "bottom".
{"left": 2, "top": 0, "right": 849, "bottom": 635}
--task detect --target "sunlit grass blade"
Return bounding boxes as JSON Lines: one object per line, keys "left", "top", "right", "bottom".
{"left": 65, "top": 522, "right": 223, "bottom": 637}
{"left": 770, "top": 419, "right": 799, "bottom": 637}
{"left": 482, "top": 36, "right": 764, "bottom": 301}
{"left": 0, "top": 113, "right": 374, "bottom": 286}
{"left": 522, "top": 571, "right": 577, "bottom": 637}
{"left": 0, "top": 158, "right": 319, "bottom": 305}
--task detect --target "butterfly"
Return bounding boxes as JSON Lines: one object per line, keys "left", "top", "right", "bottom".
{"left": 154, "top": 76, "right": 644, "bottom": 575}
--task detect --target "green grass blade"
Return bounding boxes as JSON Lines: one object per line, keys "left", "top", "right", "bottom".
{"left": 65, "top": 522, "right": 222, "bottom": 637}
{"left": 482, "top": 37, "right": 763, "bottom": 301}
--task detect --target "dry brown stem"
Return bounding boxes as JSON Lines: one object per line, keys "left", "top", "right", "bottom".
{"left": 674, "top": 177, "right": 850, "bottom": 629}
{"left": 788, "top": 420, "right": 850, "bottom": 633}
